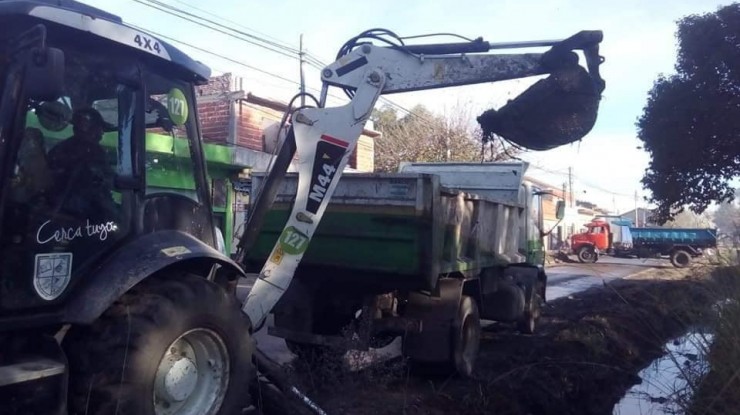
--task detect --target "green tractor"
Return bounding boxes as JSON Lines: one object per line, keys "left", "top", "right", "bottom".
{"left": 0, "top": 1, "right": 254, "bottom": 413}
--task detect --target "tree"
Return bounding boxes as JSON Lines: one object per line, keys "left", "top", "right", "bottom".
{"left": 636, "top": 3, "right": 740, "bottom": 224}
{"left": 370, "top": 104, "right": 517, "bottom": 173}
{"left": 661, "top": 210, "right": 714, "bottom": 229}
{"left": 713, "top": 196, "right": 740, "bottom": 245}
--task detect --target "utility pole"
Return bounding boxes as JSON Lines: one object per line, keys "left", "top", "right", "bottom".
{"left": 634, "top": 189, "right": 639, "bottom": 227}
{"left": 562, "top": 182, "right": 568, "bottom": 245}
{"left": 299, "top": 34, "right": 306, "bottom": 106}
{"left": 562, "top": 182, "right": 567, "bottom": 203}
{"left": 568, "top": 166, "right": 574, "bottom": 207}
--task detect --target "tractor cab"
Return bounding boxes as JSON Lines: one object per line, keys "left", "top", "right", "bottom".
{"left": 0, "top": 0, "right": 218, "bottom": 310}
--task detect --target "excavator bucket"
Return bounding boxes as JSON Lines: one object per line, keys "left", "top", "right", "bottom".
{"left": 478, "top": 34, "right": 605, "bottom": 151}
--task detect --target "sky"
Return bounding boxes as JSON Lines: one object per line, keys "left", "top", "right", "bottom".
{"left": 80, "top": 0, "right": 733, "bottom": 213}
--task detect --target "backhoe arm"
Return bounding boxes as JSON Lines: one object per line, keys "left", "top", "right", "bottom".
{"left": 321, "top": 30, "right": 604, "bottom": 95}
{"left": 241, "top": 29, "right": 605, "bottom": 331}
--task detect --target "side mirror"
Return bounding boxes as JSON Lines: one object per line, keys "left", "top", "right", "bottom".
{"left": 556, "top": 200, "right": 566, "bottom": 220}
{"left": 25, "top": 47, "right": 65, "bottom": 101}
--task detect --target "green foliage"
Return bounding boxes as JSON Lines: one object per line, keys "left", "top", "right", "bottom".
{"left": 370, "top": 104, "right": 515, "bottom": 173}
{"left": 637, "top": 3, "right": 740, "bottom": 224}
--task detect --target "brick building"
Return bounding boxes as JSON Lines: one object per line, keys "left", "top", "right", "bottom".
{"left": 194, "top": 73, "right": 380, "bottom": 255}
{"left": 196, "top": 73, "right": 377, "bottom": 171}
{"left": 524, "top": 176, "right": 611, "bottom": 251}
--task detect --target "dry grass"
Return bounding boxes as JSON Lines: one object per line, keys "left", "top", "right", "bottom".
{"left": 684, "top": 264, "right": 740, "bottom": 415}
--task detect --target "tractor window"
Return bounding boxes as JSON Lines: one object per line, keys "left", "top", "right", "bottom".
{"left": 0, "top": 46, "right": 135, "bottom": 305}
{"left": 144, "top": 72, "right": 201, "bottom": 202}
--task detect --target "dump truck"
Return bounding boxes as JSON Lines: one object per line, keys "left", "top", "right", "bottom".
{"left": 0, "top": 0, "right": 604, "bottom": 413}
{"left": 245, "top": 162, "right": 565, "bottom": 376}
{"left": 571, "top": 217, "right": 718, "bottom": 267}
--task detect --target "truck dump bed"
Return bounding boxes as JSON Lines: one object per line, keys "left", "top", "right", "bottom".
{"left": 628, "top": 227, "right": 718, "bottom": 248}
{"left": 246, "top": 163, "right": 530, "bottom": 290}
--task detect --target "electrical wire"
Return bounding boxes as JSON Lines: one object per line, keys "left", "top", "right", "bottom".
{"left": 139, "top": 0, "right": 427, "bottom": 123}
{"left": 132, "top": 0, "right": 301, "bottom": 61}
{"left": 166, "top": 0, "right": 300, "bottom": 53}
{"left": 128, "top": 24, "right": 301, "bottom": 86}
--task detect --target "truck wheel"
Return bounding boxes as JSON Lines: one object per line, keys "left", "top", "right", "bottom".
{"left": 671, "top": 249, "right": 692, "bottom": 268}
{"left": 63, "top": 273, "right": 255, "bottom": 415}
{"left": 577, "top": 246, "right": 597, "bottom": 263}
{"left": 517, "top": 292, "right": 542, "bottom": 334}
{"left": 452, "top": 295, "right": 481, "bottom": 377}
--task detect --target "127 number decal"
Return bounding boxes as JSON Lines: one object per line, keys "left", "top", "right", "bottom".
{"left": 278, "top": 226, "right": 309, "bottom": 255}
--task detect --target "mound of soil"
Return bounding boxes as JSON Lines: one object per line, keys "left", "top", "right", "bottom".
{"left": 288, "top": 268, "right": 720, "bottom": 415}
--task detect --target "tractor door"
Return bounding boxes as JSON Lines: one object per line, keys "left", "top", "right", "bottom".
{"left": 0, "top": 46, "right": 136, "bottom": 309}
{"left": 138, "top": 70, "right": 215, "bottom": 247}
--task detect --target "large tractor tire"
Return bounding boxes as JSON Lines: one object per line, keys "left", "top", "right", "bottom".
{"left": 577, "top": 245, "right": 598, "bottom": 263}
{"left": 63, "top": 273, "right": 255, "bottom": 415}
{"left": 670, "top": 249, "right": 692, "bottom": 268}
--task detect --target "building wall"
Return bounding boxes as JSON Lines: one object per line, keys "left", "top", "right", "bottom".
{"left": 351, "top": 135, "right": 375, "bottom": 172}
{"left": 196, "top": 73, "right": 232, "bottom": 143}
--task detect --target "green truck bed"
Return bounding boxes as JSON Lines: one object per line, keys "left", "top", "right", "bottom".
{"left": 246, "top": 165, "right": 529, "bottom": 289}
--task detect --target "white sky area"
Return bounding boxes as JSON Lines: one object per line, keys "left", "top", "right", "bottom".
{"left": 81, "top": 0, "right": 734, "bottom": 214}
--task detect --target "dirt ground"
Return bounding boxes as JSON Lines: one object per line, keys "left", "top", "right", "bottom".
{"left": 280, "top": 267, "right": 723, "bottom": 415}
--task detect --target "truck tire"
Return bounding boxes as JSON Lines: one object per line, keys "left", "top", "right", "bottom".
{"left": 670, "top": 249, "right": 692, "bottom": 268}
{"left": 63, "top": 273, "right": 255, "bottom": 415}
{"left": 452, "top": 295, "right": 481, "bottom": 377}
{"left": 517, "top": 290, "right": 542, "bottom": 335}
{"left": 408, "top": 295, "right": 481, "bottom": 378}
{"left": 577, "top": 245, "right": 598, "bottom": 263}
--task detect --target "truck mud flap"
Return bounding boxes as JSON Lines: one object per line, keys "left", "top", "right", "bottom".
{"left": 402, "top": 279, "right": 464, "bottom": 362}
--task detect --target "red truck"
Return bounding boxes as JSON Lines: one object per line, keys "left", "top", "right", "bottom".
{"left": 570, "top": 218, "right": 718, "bottom": 268}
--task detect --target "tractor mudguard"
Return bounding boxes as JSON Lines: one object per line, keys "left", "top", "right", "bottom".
{"left": 62, "top": 230, "right": 246, "bottom": 324}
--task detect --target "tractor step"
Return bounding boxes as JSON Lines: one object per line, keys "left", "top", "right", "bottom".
{"left": 0, "top": 357, "right": 65, "bottom": 387}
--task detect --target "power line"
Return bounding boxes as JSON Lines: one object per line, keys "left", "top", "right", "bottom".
{"left": 127, "top": 24, "right": 351, "bottom": 109}
{"left": 147, "top": 0, "right": 423, "bottom": 121}
{"left": 132, "top": 0, "right": 301, "bottom": 61}
{"left": 167, "top": 0, "right": 300, "bottom": 53}
{"left": 128, "top": 24, "right": 299, "bottom": 85}
{"left": 528, "top": 163, "right": 635, "bottom": 199}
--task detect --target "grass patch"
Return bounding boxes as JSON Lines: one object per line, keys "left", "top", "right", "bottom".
{"left": 686, "top": 264, "right": 740, "bottom": 415}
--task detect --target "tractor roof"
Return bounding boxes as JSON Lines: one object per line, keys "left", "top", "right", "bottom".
{"left": 0, "top": 0, "right": 212, "bottom": 84}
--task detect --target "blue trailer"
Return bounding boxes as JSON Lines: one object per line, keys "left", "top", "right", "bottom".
{"left": 618, "top": 225, "right": 718, "bottom": 267}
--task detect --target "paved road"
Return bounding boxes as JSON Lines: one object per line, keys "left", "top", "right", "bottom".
{"left": 546, "top": 256, "right": 670, "bottom": 300}
{"left": 237, "top": 256, "right": 671, "bottom": 365}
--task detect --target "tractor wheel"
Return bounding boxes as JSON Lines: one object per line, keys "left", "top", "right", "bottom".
{"left": 577, "top": 245, "right": 598, "bottom": 263}
{"left": 63, "top": 273, "right": 255, "bottom": 415}
{"left": 670, "top": 249, "right": 692, "bottom": 268}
